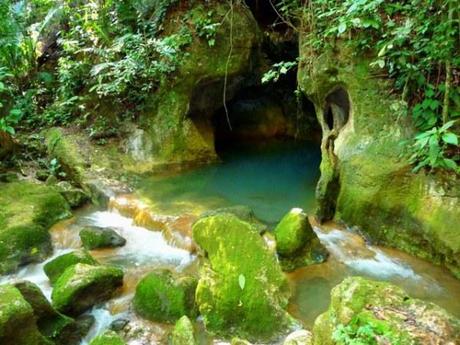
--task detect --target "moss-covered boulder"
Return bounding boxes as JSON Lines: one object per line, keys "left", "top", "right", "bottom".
{"left": 274, "top": 208, "right": 328, "bottom": 271}
{"left": 200, "top": 205, "right": 267, "bottom": 233}
{"left": 171, "top": 316, "right": 196, "bottom": 345}
{"left": 133, "top": 270, "right": 196, "bottom": 323}
{"left": 0, "top": 284, "right": 51, "bottom": 345}
{"left": 14, "top": 281, "right": 86, "bottom": 345}
{"left": 79, "top": 227, "right": 126, "bottom": 250}
{"left": 297, "top": 36, "right": 460, "bottom": 277}
{"left": 51, "top": 263, "right": 124, "bottom": 316}
{"left": 0, "top": 181, "right": 70, "bottom": 274}
{"left": 312, "top": 277, "right": 460, "bottom": 345}
{"left": 89, "top": 330, "right": 125, "bottom": 345}
{"left": 192, "top": 214, "right": 292, "bottom": 340}
{"left": 44, "top": 250, "right": 99, "bottom": 284}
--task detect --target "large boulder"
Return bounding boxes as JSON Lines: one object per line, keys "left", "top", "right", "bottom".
{"left": 313, "top": 277, "right": 460, "bottom": 345}
{"left": 0, "top": 284, "right": 50, "bottom": 345}
{"left": 192, "top": 213, "right": 292, "bottom": 340}
{"left": 297, "top": 39, "right": 460, "bottom": 277}
{"left": 51, "top": 263, "right": 124, "bottom": 316}
{"left": 133, "top": 270, "right": 196, "bottom": 323}
{"left": 79, "top": 227, "right": 126, "bottom": 250}
{"left": 89, "top": 330, "right": 125, "bottom": 345}
{"left": 0, "top": 181, "right": 70, "bottom": 274}
{"left": 44, "top": 250, "right": 99, "bottom": 284}
{"left": 274, "top": 208, "right": 328, "bottom": 271}
{"left": 171, "top": 316, "right": 196, "bottom": 345}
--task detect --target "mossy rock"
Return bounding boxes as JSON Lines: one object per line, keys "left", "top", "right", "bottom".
{"left": 0, "top": 181, "right": 71, "bottom": 274}
{"left": 171, "top": 316, "right": 196, "bottom": 345}
{"left": 79, "top": 227, "right": 126, "bottom": 250}
{"left": 192, "top": 213, "right": 291, "bottom": 340}
{"left": 274, "top": 208, "right": 328, "bottom": 271}
{"left": 0, "top": 284, "right": 51, "bottom": 345}
{"left": 14, "top": 281, "right": 85, "bottom": 345}
{"left": 44, "top": 250, "right": 99, "bottom": 285}
{"left": 133, "top": 270, "right": 197, "bottom": 323}
{"left": 89, "top": 330, "right": 125, "bottom": 345}
{"left": 312, "top": 277, "right": 460, "bottom": 345}
{"left": 200, "top": 205, "right": 267, "bottom": 233}
{"left": 51, "top": 263, "right": 124, "bottom": 316}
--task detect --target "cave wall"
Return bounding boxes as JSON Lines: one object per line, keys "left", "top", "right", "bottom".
{"left": 297, "top": 40, "right": 460, "bottom": 278}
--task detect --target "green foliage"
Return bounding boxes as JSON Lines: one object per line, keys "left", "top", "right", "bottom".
{"left": 192, "top": 10, "right": 220, "bottom": 47}
{"left": 332, "top": 316, "right": 403, "bottom": 345}
{"left": 409, "top": 120, "right": 459, "bottom": 173}
{"left": 262, "top": 60, "right": 297, "bottom": 84}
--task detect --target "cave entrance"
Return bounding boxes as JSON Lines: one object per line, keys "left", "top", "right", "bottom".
{"left": 323, "top": 87, "right": 350, "bottom": 132}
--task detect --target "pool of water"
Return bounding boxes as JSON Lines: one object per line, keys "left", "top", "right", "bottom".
{"left": 135, "top": 140, "right": 321, "bottom": 224}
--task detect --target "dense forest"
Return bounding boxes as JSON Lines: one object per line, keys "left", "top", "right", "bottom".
{"left": 0, "top": 1, "right": 459, "bottom": 345}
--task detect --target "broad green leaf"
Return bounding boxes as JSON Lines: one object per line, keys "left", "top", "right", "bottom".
{"left": 442, "top": 133, "right": 458, "bottom": 146}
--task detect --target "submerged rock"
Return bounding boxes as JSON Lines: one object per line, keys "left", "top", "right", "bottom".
{"left": 133, "top": 270, "right": 196, "bottom": 323}
{"left": 89, "top": 330, "right": 125, "bottom": 345}
{"left": 0, "top": 284, "right": 51, "bottom": 345}
{"left": 0, "top": 181, "right": 70, "bottom": 274}
{"left": 79, "top": 226, "right": 126, "bottom": 250}
{"left": 44, "top": 250, "right": 99, "bottom": 284}
{"left": 274, "top": 208, "right": 328, "bottom": 271}
{"left": 313, "top": 276, "right": 460, "bottom": 345}
{"left": 192, "top": 213, "right": 292, "bottom": 340}
{"left": 51, "top": 263, "right": 124, "bottom": 316}
{"left": 171, "top": 316, "right": 196, "bottom": 345}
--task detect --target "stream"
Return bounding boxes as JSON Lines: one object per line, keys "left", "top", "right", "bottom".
{"left": 2, "top": 140, "right": 460, "bottom": 343}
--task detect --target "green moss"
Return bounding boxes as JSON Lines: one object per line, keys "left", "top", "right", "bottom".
{"left": 89, "top": 330, "right": 125, "bottom": 345}
{"left": 44, "top": 250, "right": 99, "bottom": 284}
{"left": 171, "top": 316, "right": 196, "bottom": 345}
{"left": 192, "top": 213, "right": 291, "bottom": 340}
{"left": 51, "top": 263, "right": 124, "bottom": 316}
{"left": 79, "top": 227, "right": 126, "bottom": 250}
{"left": 0, "top": 181, "right": 71, "bottom": 274}
{"left": 45, "top": 128, "right": 87, "bottom": 185}
{"left": 133, "top": 270, "right": 196, "bottom": 323}
{"left": 312, "top": 277, "right": 460, "bottom": 345}
{"left": 0, "top": 284, "right": 51, "bottom": 345}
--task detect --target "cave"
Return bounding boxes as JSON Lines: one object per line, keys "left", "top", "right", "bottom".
{"left": 323, "top": 87, "right": 350, "bottom": 132}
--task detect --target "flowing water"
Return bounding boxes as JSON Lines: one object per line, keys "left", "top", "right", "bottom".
{"left": 2, "top": 139, "right": 460, "bottom": 343}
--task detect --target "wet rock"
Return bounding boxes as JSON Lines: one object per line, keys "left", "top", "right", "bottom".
{"left": 171, "top": 316, "right": 196, "bottom": 345}
{"left": 44, "top": 250, "right": 99, "bottom": 284}
{"left": 274, "top": 208, "right": 328, "bottom": 271}
{"left": 56, "top": 181, "right": 89, "bottom": 208}
{"left": 283, "top": 330, "right": 313, "bottom": 345}
{"left": 74, "top": 314, "right": 95, "bottom": 340}
{"left": 133, "top": 270, "right": 197, "bottom": 323}
{"left": 51, "top": 263, "right": 124, "bottom": 316}
{"left": 200, "top": 205, "right": 267, "bottom": 233}
{"left": 80, "top": 226, "right": 126, "bottom": 250}
{"left": 110, "top": 318, "right": 130, "bottom": 332}
{"left": 313, "top": 276, "right": 460, "bottom": 345}
{"left": 89, "top": 330, "right": 125, "bottom": 345}
{"left": 0, "top": 181, "right": 71, "bottom": 274}
{"left": 0, "top": 284, "right": 50, "bottom": 345}
{"left": 192, "top": 214, "right": 292, "bottom": 340}
{"left": 13, "top": 281, "right": 83, "bottom": 345}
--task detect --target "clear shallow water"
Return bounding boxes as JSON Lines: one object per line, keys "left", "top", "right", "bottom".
{"left": 136, "top": 140, "right": 321, "bottom": 224}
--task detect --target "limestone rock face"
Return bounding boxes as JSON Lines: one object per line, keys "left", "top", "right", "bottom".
{"left": 79, "top": 227, "right": 126, "bottom": 250}
{"left": 312, "top": 277, "right": 460, "bottom": 345}
{"left": 44, "top": 250, "right": 99, "bottom": 284}
{"left": 51, "top": 263, "right": 124, "bottom": 316}
{"left": 192, "top": 213, "right": 292, "bottom": 341}
{"left": 133, "top": 270, "right": 197, "bottom": 323}
{"left": 0, "top": 181, "right": 70, "bottom": 274}
{"left": 297, "top": 36, "right": 460, "bottom": 277}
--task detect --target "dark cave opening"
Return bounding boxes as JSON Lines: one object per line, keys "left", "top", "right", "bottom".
{"left": 323, "top": 87, "right": 350, "bottom": 132}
